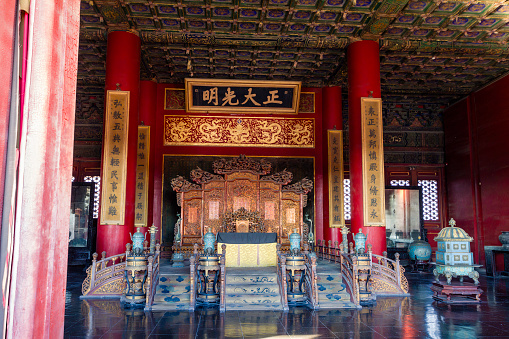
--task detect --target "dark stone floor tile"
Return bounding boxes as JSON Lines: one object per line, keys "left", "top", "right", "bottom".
{"left": 194, "top": 328, "right": 244, "bottom": 338}
{"left": 101, "top": 330, "right": 152, "bottom": 339}
{"left": 149, "top": 334, "right": 196, "bottom": 339}
{"left": 321, "top": 321, "right": 372, "bottom": 333}
{"left": 332, "top": 331, "right": 385, "bottom": 339}
{"left": 64, "top": 325, "right": 112, "bottom": 337}
{"left": 150, "top": 324, "right": 199, "bottom": 336}
{"left": 285, "top": 326, "right": 337, "bottom": 337}
{"left": 368, "top": 325, "right": 425, "bottom": 338}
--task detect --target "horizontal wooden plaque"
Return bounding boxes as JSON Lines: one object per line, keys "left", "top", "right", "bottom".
{"left": 185, "top": 78, "right": 301, "bottom": 114}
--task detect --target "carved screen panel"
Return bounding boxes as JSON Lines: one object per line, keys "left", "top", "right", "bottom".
{"left": 183, "top": 191, "right": 202, "bottom": 244}
{"left": 226, "top": 176, "right": 259, "bottom": 212}
{"left": 203, "top": 181, "right": 226, "bottom": 234}
{"left": 260, "top": 182, "right": 280, "bottom": 233}
{"left": 166, "top": 155, "right": 314, "bottom": 251}
{"left": 281, "top": 192, "right": 302, "bottom": 241}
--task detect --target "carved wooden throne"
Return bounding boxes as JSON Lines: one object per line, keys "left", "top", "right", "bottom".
{"left": 171, "top": 155, "right": 313, "bottom": 254}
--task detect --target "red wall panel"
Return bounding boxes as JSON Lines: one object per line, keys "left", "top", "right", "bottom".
{"left": 444, "top": 98, "right": 478, "bottom": 259}
{"left": 444, "top": 74, "right": 509, "bottom": 265}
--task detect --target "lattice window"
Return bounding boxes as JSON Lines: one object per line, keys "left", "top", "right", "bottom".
{"left": 418, "top": 179, "right": 439, "bottom": 221}
{"left": 344, "top": 179, "right": 351, "bottom": 221}
{"left": 390, "top": 179, "right": 410, "bottom": 187}
{"left": 84, "top": 175, "right": 101, "bottom": 219}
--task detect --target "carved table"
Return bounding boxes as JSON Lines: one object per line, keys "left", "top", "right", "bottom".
{"left": 484, "top": 246, "right": 509, "bottom": 277}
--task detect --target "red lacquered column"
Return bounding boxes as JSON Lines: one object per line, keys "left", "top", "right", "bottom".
{"left": 97, "top": 31, "right": 141, "bottom": 256}
{"left": 322, "top": 86, "right": 342, "bottom": 245}
{"left": 139, "top": 80, "right": 157, "bottom": 236}
{"left": 347, "top": 40, "right": 386, "bottom": 255}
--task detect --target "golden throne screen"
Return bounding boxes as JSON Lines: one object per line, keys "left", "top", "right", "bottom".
{"left": 171, "top": 155, "right": 313, "bottom": 252}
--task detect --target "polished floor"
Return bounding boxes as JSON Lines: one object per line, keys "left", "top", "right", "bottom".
{"left": 65, "top": 265, "right": 509, "bottom": 339}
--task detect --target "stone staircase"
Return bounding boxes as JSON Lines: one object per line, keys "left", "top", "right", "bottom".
{"left": 148, "top": 261, "right": 357, "bottom": 310}
{"left": 316, "top": 261, "right": 358, "bottom": 309}
{"left": 224, "top": 267, "right": 283, "bottom": 310}
{"left": 150, "top": 267, "right": 192, "bottom": 311}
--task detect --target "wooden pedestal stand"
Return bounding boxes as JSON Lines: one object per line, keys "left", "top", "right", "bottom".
{"left": 431, "top": 282, "right": 483, "bottom": 303}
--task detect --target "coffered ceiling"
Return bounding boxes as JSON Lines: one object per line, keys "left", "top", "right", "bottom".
{"left": 78, "top": 0, "right": 509, "bottom": 104}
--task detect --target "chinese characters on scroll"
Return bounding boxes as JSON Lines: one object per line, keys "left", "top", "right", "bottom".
{"left": 361, "top": 98, "right": 385, "bottom": 226}
{"left": 135, "top": 126, "right": 150, "bottom": 226}
{"left": 100, "top": 91, "right": 129, "bottom": 225}
{"left": 328, "top": 130, "right": 344, "bottom": 228}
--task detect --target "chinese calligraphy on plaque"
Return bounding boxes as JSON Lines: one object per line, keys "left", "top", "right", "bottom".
{"left": 328, "top": 130, "right": 344, "bottom": 228}
{"left": 100, "top": 91, "right": 129, "bottom": 225}
{"left": 135, "top": 126, "right": 150, "bottom": 226}
{"left": 361, "top": 98, "right": 385, "bottom": 226}
{"left": 185, "top": 79, "right": 301, "bottom": 114}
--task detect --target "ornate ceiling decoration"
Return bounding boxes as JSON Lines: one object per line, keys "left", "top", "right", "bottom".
{"left": 78, "top": 0, "right": 509, "bottom": 105}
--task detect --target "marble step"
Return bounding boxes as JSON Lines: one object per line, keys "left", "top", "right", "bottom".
{"left": 316, "top": 274, "right": 343, "bottom": 284}
{"left": 153, "top": 273, "right": 192, "bottom": 306}
{"left": 159, "top": 274, "right": 191, "bottom": 284}
{"left": 317, "top": 282, "right": 347, "bottom": 294}
{"left": 318, "top": 300, "right": 360, "bottom": 309}
{"left": 225, "top": 303, "right": 283, "bottom": 310}
{"left": 149, "top": 301, "right": 190, "bottom": 311}
{"left": 318, "top": 292, "right": 350, "bottom": 302}
{"left": 225, "top": 283, "right": 279, "bottom": 294}
{"left": 153, "top": 293, "right": 191, "bottom": 303}
{"left": 226, "top": 275, "right": 278, "bottom": 285}
{"left": 225, "top": 293, "right": 281, "bottom": 304}
{"left": 157, "top": 282, "right": 191, "bottom": 294}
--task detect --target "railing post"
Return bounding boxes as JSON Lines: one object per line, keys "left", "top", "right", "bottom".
{"left": 90, "top": 252, "right": 98, "bottom": 289}
{"left": 339, "top": 244, "right": 344, "bottom": 273}
{"left": 280, "top": 255, "right": 288, "bottom": 310}
{"left": 352, "top": 255, "right": 359, "bottom": 305}
{"left": 349, "top": 242, "right": 354, "bottom": 255}
{"left": 383, "top": 251, "right": 388, "bottom": 267}
{"left": 189, "top": 255, "right": 196, "bottom": 310}
{"left": 146, "top": 255, "right": 153, "bottom": 305}
{"left": 327, "top": 240, "right": 332, "bottom": 261}
{"left": 310, "top": 255, "right": 318, "bottom": 308}
{"left": 101, "top": 251, "right": 107, "bottom": 269}
{"left": 156, "top": 243, "right": 161, "bottom": 265}
{"left": 395, "top": 252, "right": 401, "bottom": 288}
{"left": 220, "top": 244, "right": 226, "bottom": 312}
{"left": 334, "top": 241, "right": 339, "bottom": 263}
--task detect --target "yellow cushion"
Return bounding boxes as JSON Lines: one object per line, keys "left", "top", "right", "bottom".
{"left": 217, "top": 242, "right": 277, "bottom": 267}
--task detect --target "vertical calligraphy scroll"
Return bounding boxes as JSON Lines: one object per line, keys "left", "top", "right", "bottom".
{"left": 134, "top": 126, "right": 150, "bottom": 226}
{"left": 328, "top": 130, "right": 345, "bottom": 228}
{"left": 100, "top": 91, "right": 130, "bottom": 225}
{"left": 361, "top": 98, "right": 385, "bottom": 226}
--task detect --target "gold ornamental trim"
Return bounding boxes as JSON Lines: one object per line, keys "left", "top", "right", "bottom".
{"left": 361, "top": 97, "right": 385, "bottom": 226}
{"left": 100, "top": 90, "right": 129, "bottom": 225}
{"left": 328, "top": 130, "right": 344, "bottom": 228}
{"left": 164, "top": 115, "right": 314, "bottom": 148}
{"left": 135, "top": 126, "right": 150, "bottom": 226}
{"left": 185, "top": 78, "right": 301, "bottom": 114}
